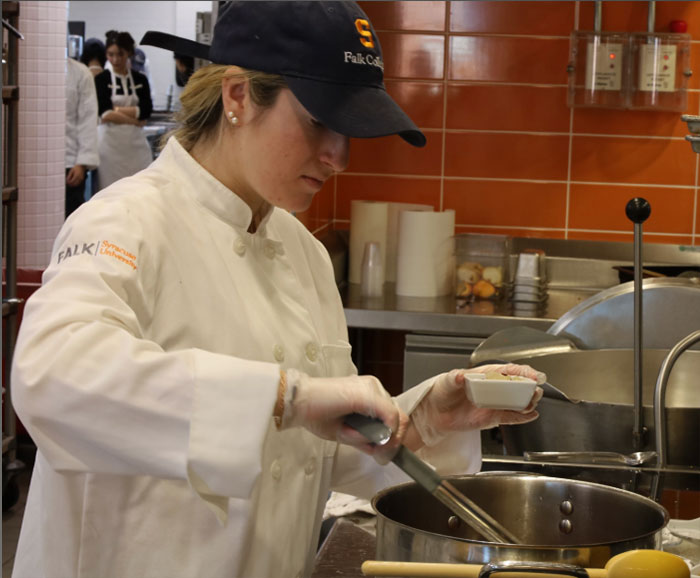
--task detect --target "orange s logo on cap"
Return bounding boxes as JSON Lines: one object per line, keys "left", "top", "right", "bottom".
{"left": 355, "top": 18, "right": 374, "bottom": 49}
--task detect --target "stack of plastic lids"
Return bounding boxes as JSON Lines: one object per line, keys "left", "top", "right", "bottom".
{"left": 512, "top": 250, "right": 548, "bottom": 317}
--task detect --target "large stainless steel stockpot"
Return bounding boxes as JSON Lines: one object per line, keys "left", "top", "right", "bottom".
{"left": 500, "top": 349, "right": 700, "bottom": 466}
{"left": 373, "top": 472, "right": 668, "bottom": 568}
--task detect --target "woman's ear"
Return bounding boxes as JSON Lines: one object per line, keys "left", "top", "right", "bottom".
{"left": 222, "top": 69, "right": 248, "bottom": 122}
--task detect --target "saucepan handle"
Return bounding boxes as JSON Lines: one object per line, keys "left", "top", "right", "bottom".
{"left": 478, "top": 561, "right": 589, "bottom": 577}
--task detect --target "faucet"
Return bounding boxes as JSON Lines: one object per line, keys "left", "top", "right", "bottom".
{"left": 653, "top": 329, "right": 700, "bottom": 468}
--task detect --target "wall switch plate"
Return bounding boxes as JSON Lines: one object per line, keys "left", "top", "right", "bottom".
{"left": 585, "top": 41, "right": 623, "bottom": 91}
{"left": 638, "top": 43, "right": 677, "bottom": 92}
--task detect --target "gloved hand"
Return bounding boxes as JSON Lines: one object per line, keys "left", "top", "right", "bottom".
{"left": 278, "top": 369, "right": 408, "bottom": 464}
{"left": 410, "top": 363, "right": 546, "bottom": 447}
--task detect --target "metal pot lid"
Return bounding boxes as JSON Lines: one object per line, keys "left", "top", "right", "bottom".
{"left": 547, "top": 278, "right": 700, "bottom": 351}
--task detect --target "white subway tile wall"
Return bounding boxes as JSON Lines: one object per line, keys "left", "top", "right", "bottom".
{"left": 17, "top": 1, "right": 68, "bottom": 269}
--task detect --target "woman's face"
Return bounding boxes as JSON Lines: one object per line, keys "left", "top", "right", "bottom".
{"left": 106, "top": 44, "right": 128, "bottom": 75}
{"left": 233, "top": 88, "right": 350, "bottom": 214}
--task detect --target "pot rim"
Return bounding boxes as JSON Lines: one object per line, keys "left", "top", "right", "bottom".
{"left": 371, "top": 472, "right": 669, "bottom": 548}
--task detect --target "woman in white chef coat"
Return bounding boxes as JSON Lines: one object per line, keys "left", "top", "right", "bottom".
{"left": 10, "top": 3, "right": 544, "bottom": 578}
{"left": 94, "top": 30, "right": 153, "bottom": 191}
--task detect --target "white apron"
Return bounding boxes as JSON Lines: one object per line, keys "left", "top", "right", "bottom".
{"left": 97, "top": 68, "right": 153, "bottom": 190}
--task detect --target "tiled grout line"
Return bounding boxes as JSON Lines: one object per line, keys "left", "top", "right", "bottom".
{"left": 341, "top": 173, "right": 699, "bottom": 189}
{"left": 439, "top": 2, "right": 450, "bottom": 213}
{"left": 334, "top": 217, "right": 694, "bottom": 240}
{"left": 442, "top": 130, "right": 693, "bottom": 140}
{"left": 565, "top": 91, "right": 576, "bottom": 240}
{"left": 692, "top": 152, "right": 699, "bottom": 245}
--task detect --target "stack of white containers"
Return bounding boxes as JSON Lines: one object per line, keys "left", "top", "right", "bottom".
{"left": 512, "top": 250, "right": 548, "bottom": 317}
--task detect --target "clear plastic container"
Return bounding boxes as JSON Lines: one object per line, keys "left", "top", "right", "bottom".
{"left": 455, "top": 233, "right": 512, "bottom": 301}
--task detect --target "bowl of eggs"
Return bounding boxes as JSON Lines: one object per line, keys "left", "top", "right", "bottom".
{"left": 455, "top": 233, "right": 512, "bottom": 301}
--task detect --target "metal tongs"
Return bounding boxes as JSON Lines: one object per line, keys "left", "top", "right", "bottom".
{"left": 524, "top": 450, "right": 657, "bottom": 467}
{"left": 344, "top": 413, "right": 520, "bottom": 544}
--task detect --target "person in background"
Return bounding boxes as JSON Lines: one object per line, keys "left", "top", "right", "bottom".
{"left": 65, "top": 54, "right": 99, "bottom": 218}
{"left": 80, "top": 37, "right": 106, "bottom": 77}
{"left": 94, "top": 30, "right": 153, "bottom": 191}
{"left": 10, "top": 3, "right": 544, "bottom": 578}
{"left": 169, "top": 52, "right": 195, "bottom": 112}
{"left": 174, "top": 52, "right": 194, "bottom": 87}
{"left": 104, "top": 32, "right": 156, "bottom": 103}
{"left": 130, "top": 45, "right": 155, "bottom": 90}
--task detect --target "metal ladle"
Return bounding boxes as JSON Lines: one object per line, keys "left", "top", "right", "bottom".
{"left": 344, "top": 413, "right": 520, "bottom": 544}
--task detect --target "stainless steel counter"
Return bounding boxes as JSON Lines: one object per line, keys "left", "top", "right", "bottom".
{"left": 342, "top": 282, "right": 597, "bottom": 337}
{"left": 332, "top": 232, "right": 699, "bottom": 337}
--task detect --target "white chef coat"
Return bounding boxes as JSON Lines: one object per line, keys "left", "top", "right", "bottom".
{"left": 65, "top": 58, "right": 99, "bottom": 171}
{"left": 11, "top": 137, "right": 481, "bottom": 578}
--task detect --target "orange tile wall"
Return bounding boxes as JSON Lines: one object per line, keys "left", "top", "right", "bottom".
{"left": 297, "top": 1, "right": 700, "bottom": 247}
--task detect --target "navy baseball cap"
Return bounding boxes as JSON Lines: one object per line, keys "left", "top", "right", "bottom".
{"left": 141, "top": 1, "right": 426, "bottom": 147}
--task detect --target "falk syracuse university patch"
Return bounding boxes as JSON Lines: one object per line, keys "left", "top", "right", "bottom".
{"left": 57, "top": 240, "right": 137, "bottom": 270}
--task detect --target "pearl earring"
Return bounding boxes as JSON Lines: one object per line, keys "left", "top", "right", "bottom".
{"left": 228, "top": 111, "right": 239, "bottom": 125}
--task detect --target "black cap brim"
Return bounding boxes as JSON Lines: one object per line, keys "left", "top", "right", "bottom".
{"left": 285, "top": 75, "right": 426, "bottom": 148}
{"left": 141, "top": 31, "right": 210, "bottom": 60}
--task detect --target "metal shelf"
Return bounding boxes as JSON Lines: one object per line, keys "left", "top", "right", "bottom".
{"left": 2, "top": 187, "right": 18, "bottom": 203}
{"left": 2, "top": 86, "right": 19, "bottom": 102}
{"left": 2, "top": 2, "right": 19, "bottom": 16}
{"left": 2, "top": 0, "right": 20, "bottom": 493}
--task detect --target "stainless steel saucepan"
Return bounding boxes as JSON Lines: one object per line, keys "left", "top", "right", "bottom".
{"left": 373, "top": 472, "right": 668, "bottom": 569}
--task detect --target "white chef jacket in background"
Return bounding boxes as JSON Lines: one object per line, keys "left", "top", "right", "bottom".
{"left": 65, "top": 58, "right": 99, "bottom": 172}
{"left": 11, "top": 137, "right": 481, "bottom": 578}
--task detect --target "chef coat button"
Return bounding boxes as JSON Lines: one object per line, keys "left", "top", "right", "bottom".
{"left": 270, "top": 460, "right": 282, "bottom": 480}
{"left": 273, "top": 344, "right": 285, "bottom": 362}
{"left": 234, "top": 238, "right": 246, "bottom": 256}
{"left": 305, "top": 342, "right": 319, "bottom": 362}
{"left": 304, "top": 459, "right": 316, "bottom": 476}
{"left": 264, "top": 242, "right": 276, "bottom": 260}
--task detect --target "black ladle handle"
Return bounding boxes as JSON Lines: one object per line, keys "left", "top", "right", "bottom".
{"left": 625, "top": 197, "right": 651, "bottom": 224}
{"left": 625, "top": 197, "right": 651, "bottom": 451}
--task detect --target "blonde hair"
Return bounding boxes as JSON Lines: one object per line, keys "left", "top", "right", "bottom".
{"left": 161, "top": 64, "right": 287, "bottom": 151}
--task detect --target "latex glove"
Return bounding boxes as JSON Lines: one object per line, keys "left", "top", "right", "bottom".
{"left": 411, "top": 363, "right": 546, "bottom": 447}
{"left": 279, "top": 369, "right": 408, "bottom": 464}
